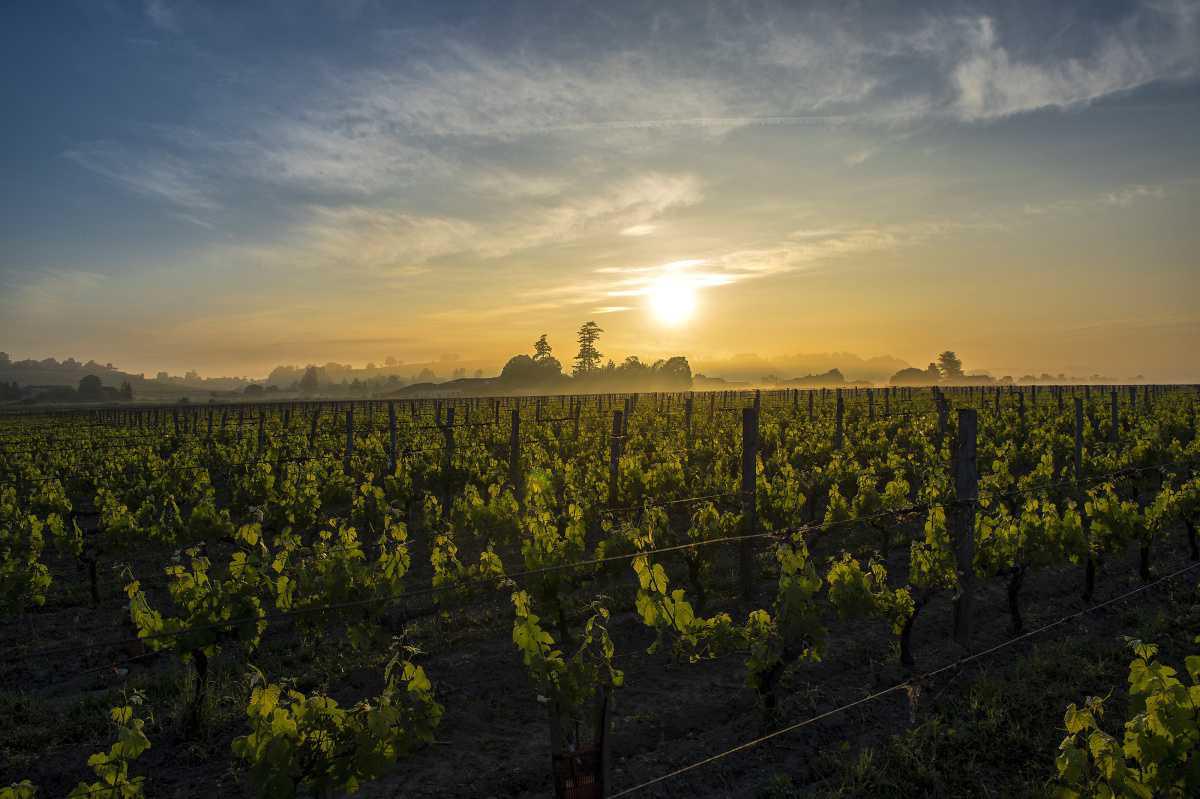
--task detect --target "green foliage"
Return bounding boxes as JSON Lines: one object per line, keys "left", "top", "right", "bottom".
{"left": 186, "top": 498, "right": 236, "bottom": 544}
{"left": 1086, "top": 484, "right": 1147, "bottom": 556}
{"left": 517, "top": 470, "right": 588, "bottom": 625}
{"left": 430, "top": 533, "right": 506, "bottom": 603}
{"left": 449, "top": 482, "right": 520, "bottom": 546}
{"left": 1054, "top": 637, "right": 1200, "bottom": 798}
{"left": 976, "top": 498, "right": 1085, "bottom": 575}
{"left": 631, "top": 555, "right": 738, "bottom": 662}
{"left": 826, "top": 553, "right": 914, "bottom": 635}
{"left": 909, "top": 506, "right": 958, "bottom": 592}
{"left": 757, "top": 461, "right": 807, "bottom": 532}
{"left": 744, "top": 534, "right": 825, "bottom": 697}
{"left": 271, "top": 516, "right": 411, "bottom": 642}
{"left": 268, "top": 463, "right": 323, "bottom": 531}
{"left": 234, "top": 462, "right": 276, "bottom": 512}
{"left": 125, "top": 524, "right": 269, "bottom": 659}
{"left": 28, "top": 478, "right": 71, "bottom": 519}
{"left": 0, "top": 505, "right": 53, "bottom": 615}
{"left": 682, "top": 501, "right": 740, "bottom": 606}
{"left": 96, "top": 487, "right": 141, "bottom": 547}
{"left": 821, "top": 483, "right": 852, "bottom": 532}
{"left": 849, "top": 471, "right": 912, "bottom": 554}
{"left": 65, "top": 704, "right": 152, "bottom": 799}
{"left": 511, "top": 590, "right": 623, "bottom": 716}
{"left": 2, "top": 386, "right": 1198, "bottom": 795}
{"left": 232, "top": 648, "right": 442, "bottom": 798}
{"left": 0, "top": 781, "right": 37, "bottom": 799}
{"left": 1147, "top": 478, "right": 1200, "bottom": 539}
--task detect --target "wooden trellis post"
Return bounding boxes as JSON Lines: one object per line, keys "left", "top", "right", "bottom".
{"left": 1110, "top": 390, "right": 1119, "bottom": 443}
{"left": 344, "top": 405, "right": 354, "bottom": 473}
{"left": 1077, "top": 398, "right": 1096, "bottom": 601}
{"left": 388, "top": 401, "right": 398, "bottom": 473}
{"left": 510, "top": 410, "right": 523, "bottom": 507}
{"left": 952, "top": 408, "right": 978, "bottom": 647}
{"left": 608, "top": 411, "right": 623, "bottom": 509}
{"left": 684, "top": 395, "right": 694, "bottom": 453}
{"left": 740, "top": 407, "right": 758, "bottom": 599}
{"left": 834, "top": 389, "right": 844, "bottom": 449}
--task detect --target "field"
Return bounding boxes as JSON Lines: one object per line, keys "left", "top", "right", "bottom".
{"left": 1, "top": 385, "right": 1198, "bottom": 798}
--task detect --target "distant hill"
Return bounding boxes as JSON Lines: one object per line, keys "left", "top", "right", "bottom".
{"left": 381, "top": 377, "right": 500, "bottom": 397}
{"left": 0, "top": 355, "right": 251, "bottom": 402}
{"left": 0, "top": 357, "right": 134, "bottom": 388}
{"left": 692, "top": 352, "right": 911, "bottom": 384}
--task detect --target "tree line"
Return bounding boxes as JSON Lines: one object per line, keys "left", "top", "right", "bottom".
{"left": 2, "top": 374, "right": 135, "bottom": 404}
{"left": 497, "top": 322, "right": 693, "bottom": 393}
{"left": 889, "top": 351, "right": 1122, "bottom": 386}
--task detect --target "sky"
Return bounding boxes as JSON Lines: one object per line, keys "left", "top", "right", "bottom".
{"left": 1, "top": 0, "right": 1198, "bottom": 381}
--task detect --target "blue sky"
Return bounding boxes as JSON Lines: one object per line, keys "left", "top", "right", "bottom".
{"left": 2, "top": 0, "right": 1198, "bottom": 379}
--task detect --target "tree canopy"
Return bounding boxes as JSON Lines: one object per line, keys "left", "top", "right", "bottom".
{"left": 499, "top": 354, "right": 565, "bottom": 389}
{"left": 937, "top": 351, "right": 964, "bottom": 379}
{"left": 77, "top": 374, "right": 103, "bottom": 400}
{"left": 890, "top": 367, "right": 929, "bottom": 385}
{"left": 572, "top": 321, "right": 603, "bottom": 376}
{"left": 299, "top": 366, "right": 320, "bottom": 394}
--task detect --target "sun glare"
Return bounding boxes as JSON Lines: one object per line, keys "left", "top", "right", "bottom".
{"left": 648, "top": 274, "right": 697, "bottom": 326}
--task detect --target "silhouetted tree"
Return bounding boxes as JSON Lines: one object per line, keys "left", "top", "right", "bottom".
{"left": 573, "top": 321, "right": 604, "bottom": 376}
{"left": 533, "top": 334, "right": 553, "bottom": 361}
{"left": 937, "top": 351, "right": 964, "bottom": 379}
{"left": 657, "top": 356, "right": 692, "bottom": 387}
{"left": 299, "top": 366, "right": 320, "bottom": 394}
{"left": 77, "top": 374, "right": 103, "bottom": 400}
{"left": 890, "top": 367, "right": 928, "bottom": 385}
{"left": 926, "top": 363, "right": 942, "bottom": 382}
{"left": 500, "top": 354, "right": 564, "bottom": 388}
{"left": 119, "top": 381, "right": 133, "bottom": 401}
{"left": 618, "top": 355, "right": 646, "bottom": 374}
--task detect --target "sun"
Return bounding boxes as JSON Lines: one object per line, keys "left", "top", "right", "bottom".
{"left": 648, "top": 274, "right": 697, "bottom": 326}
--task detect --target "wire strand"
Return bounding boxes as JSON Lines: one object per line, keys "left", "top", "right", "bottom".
{"left": 608, "top": 558, "right": 1200, "bottom": 797}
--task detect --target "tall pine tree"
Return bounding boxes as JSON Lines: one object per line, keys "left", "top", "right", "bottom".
{"left": 572, "top": 322, "right": 603, "bottom": 376}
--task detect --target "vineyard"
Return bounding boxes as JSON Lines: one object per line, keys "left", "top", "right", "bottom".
{"left": 1, "top": 385, "right": 1198, "bottom": 798}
